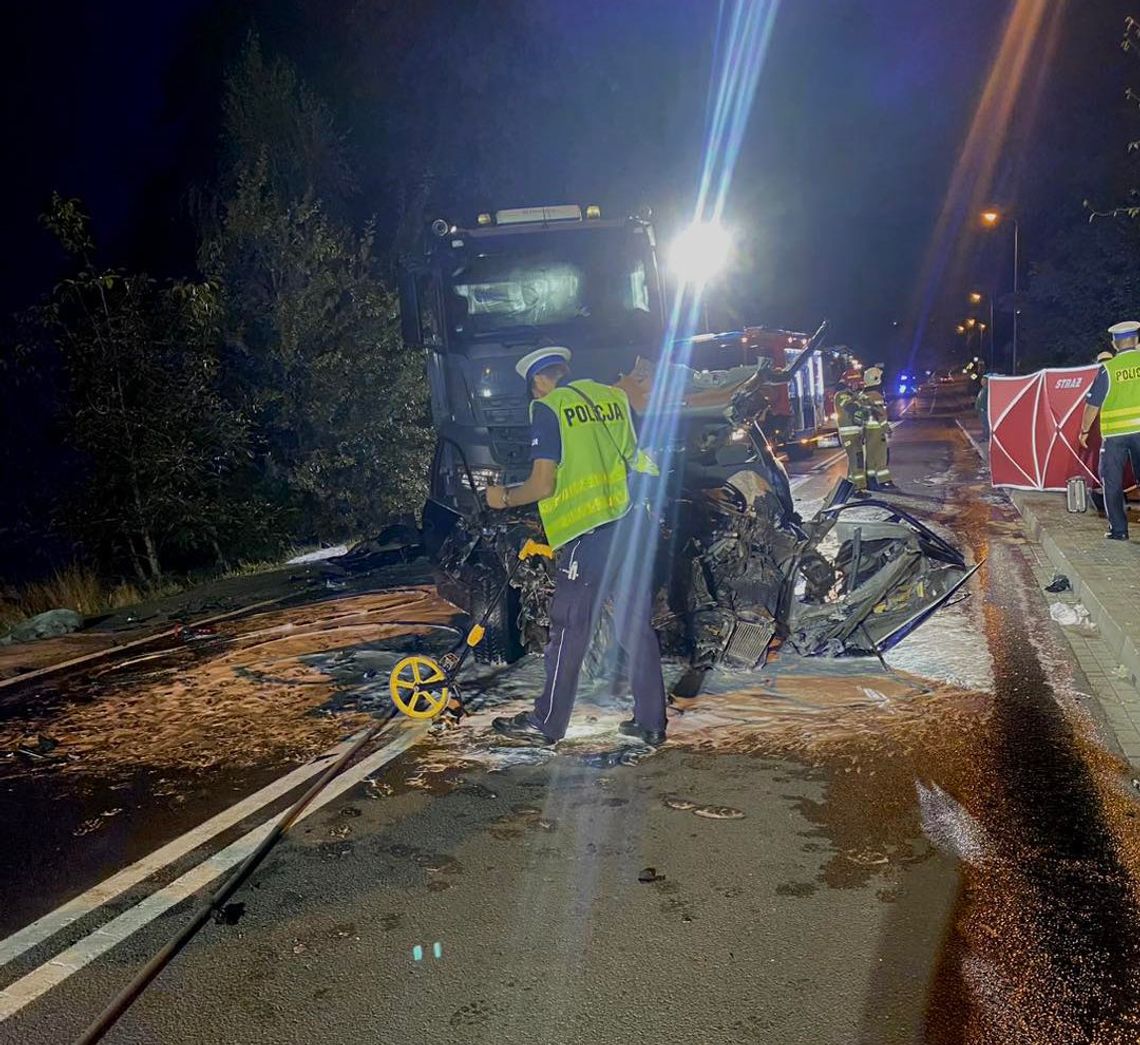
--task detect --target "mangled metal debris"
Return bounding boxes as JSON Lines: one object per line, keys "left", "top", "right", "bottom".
{"left": 432, "top": 354, "right": 974, "bottom": 675}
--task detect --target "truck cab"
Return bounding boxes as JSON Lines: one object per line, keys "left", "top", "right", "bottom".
{"left": 398, "top": 205, "right": 665, "bottom": 514}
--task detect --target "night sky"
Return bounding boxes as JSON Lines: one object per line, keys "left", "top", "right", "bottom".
{"left": 1, "top": 0, "right": 1131, "bottom": 364}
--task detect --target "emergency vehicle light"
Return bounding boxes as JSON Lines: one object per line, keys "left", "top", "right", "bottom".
{"left": 495, "top": 205, "right": 583, "bottom": 225}
{"left": 585, "top": 204, "right": 602, "bottom": 219}
{"left": 476, "top": 212, "right": 493, "bottom": 226}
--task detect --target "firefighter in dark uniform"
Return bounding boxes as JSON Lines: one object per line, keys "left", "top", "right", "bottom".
{"left": 835, "top": 368, "right": 867, "bottom": 490}
{"left": 861, "top": 364, "right": 895, "bottom": 490}
{"left": 484, "top": 347, "right": 667, "bottom": 746}
{"left": 1079, "top": 320, "right": 1140, "bottom": 540}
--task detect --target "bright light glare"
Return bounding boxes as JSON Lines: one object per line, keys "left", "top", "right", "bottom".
{"left": 669, "top": 222, "right": 733, "bottom": 286}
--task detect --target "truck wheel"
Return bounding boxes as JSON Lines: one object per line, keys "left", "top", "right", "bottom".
{"left": 469, "top": 568, "right": 525, "bottom": 665}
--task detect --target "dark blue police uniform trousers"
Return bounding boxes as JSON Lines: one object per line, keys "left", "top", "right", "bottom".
{"left": 530, "top": 511, "right": 667, "bottom": 740}
{"left": 1100, "top": 432, "right": 1140, "bottom": 536}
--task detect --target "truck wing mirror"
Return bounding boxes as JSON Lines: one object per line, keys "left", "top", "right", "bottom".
{"left": 398, "top": 268, "right": 423, "bottom": 346}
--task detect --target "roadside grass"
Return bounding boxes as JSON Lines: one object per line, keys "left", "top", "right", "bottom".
{"left": 0, "top": 541, "right": 356, "bottom": 634}
{"left": 0, "top": 564, "right": 148, "bottom": 631}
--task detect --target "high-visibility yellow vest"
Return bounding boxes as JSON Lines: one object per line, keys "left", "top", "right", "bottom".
{"left": 1100, "top": 351, "right": 1140, "bottom": 437}
{"left": 532, "top": 379, "right": 657, "bottom": 550}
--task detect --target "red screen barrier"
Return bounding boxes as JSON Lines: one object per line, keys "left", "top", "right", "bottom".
{"left": 988, "top": 367, "right": 1101, "bottom": 490}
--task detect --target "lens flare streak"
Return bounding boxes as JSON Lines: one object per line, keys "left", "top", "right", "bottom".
{"left": 605, "top": 0, "right": 782, "bottom": 624}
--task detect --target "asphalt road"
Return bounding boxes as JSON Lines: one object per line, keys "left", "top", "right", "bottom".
{"left": 4, "top": 394, "right": 1140, "bottom": 1044}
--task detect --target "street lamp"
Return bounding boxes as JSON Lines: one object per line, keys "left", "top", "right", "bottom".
{"left": 969, "top": 290, "right": 996, "bottom": 369}
{"left": 980, "top": 208, "right": 1021, "bottom": 374}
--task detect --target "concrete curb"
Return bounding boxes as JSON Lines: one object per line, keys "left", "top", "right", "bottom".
{"left": 952, "top": 419, "right": 1140, "bottom": 763}
{"left": 955, "top": 418, "right": 1140, "bottom": 686}
{"left": 1007, "top": 491, "right": 1140, "bottom": 690}
{"left": 954, "top": 419, "right": 986, "bottom": 461}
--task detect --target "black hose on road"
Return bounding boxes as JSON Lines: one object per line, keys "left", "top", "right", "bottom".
{"left": 72, "top": 619, "right": 460, "bottom": 1045}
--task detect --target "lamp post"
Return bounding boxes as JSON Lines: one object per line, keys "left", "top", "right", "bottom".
{"left": 981, "top": 209, "right": 1020, "bottom": 374}
{"left": 969, "top": 291, "right": 996, "bottom": 370}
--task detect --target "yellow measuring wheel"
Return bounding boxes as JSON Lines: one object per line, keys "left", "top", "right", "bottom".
{"left": 389, "top": 655, "right": 450, "bottom": 719}
{"left": 387, "top": 538, "right": 553, "bottom": 720}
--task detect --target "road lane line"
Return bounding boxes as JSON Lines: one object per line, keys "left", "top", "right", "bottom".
{"left": 0, "top": 721, "right": 427, "bottom": 1022}
{"left": 790, "top": 419, "right": 908, "bottom": 494}
{"left": 0, "top": 732, "right": 369, "bottom": 968}
{"left": 790, "top": 449, "right": 846, "bottom": 492}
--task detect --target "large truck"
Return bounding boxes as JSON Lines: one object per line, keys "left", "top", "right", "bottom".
{"left": 398, "top": 204, "right": 971, "bottom": 671}
{"left": 398, "top": 204, "right": 665, "bottom": 515}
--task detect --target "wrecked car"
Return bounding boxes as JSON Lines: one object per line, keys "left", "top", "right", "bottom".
{"left": 429, "top": 352, "right": 973, "bottom": 675}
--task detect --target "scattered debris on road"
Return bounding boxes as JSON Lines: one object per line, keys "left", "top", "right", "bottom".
{"left": 1049, "top": 602, "right": 1094, "bottom": 631}
{"left": 0, "top": 589, "right": 459, "bottom": 780}
{"left": 692, "top": 805, "right": 746, "bottom": 820}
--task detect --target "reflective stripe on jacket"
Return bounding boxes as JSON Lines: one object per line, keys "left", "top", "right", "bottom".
{"left": 533, "top": 380, "right": 656, "bottom": 550}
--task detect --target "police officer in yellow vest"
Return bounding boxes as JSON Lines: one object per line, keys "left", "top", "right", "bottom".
{"left": 1079, "top": 320, "right": 1140, "bottom": 540}
{"left": 834, "top": 368, "right": 868, "bottom": 490}
{"left": 860, "top": 364, "right": 895, "bottom": 490}
{"left": 484, "top": 347, "right": 667, "bottom": 746}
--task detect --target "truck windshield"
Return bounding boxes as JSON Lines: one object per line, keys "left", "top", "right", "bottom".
{"left": 444, "top": 227, "right": 660, "bottom": 341}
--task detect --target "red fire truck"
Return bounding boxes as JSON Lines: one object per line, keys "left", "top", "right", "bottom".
{"left": 681, "top": 324, "right": 854, "bottom": 458}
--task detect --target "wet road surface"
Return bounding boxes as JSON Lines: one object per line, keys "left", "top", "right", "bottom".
{"left": 3, "top": 401, "right": 1140, "bottom": 1043}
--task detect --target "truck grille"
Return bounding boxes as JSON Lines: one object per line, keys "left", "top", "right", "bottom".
{"left": 488, "top": 427, "right": 531, "bottom": 467}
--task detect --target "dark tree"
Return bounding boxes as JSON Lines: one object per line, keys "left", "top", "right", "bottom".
{"left": 31, "top": 194, "right": 251, "bottom": 582}
{"left": 198, "top": 40, "right": 432, "bottom": 541}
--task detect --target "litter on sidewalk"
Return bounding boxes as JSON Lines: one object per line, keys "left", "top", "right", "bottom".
{"left": 1049, "top": 602, "right": 1095, "bottom": 632}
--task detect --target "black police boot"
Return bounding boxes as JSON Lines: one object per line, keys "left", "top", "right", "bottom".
{"left": 1105, "top": 531, "right": 1129, "bottom": 541}
{"left": 491, "top": 711, "right": 555, "bottom": 746}
{"left": 618, "top": 719, "right": 667, "bottom": 747}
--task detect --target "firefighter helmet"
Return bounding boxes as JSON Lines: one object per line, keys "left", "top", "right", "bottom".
{"left": 840, "top": 368, "right": 863, "bottom": 389}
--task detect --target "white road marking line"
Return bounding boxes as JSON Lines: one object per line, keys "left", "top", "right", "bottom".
{"left": 0, "top": 729, "right": 374, "bottom": 968}
{"left": 0, "top": 739, "right": 361, "bottom": 970}
{"left": 0, "top": 722, "right": 427, "bottom": 1022}
{"left": 790, "top": 417, "right": 907, "bottom": 493}
{"left": 790, "top": 449, "right": 847, "bottom": 491}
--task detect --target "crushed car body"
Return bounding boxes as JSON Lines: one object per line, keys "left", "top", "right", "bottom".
{"left": 431, "top": 352, "right": 974, "bottom": 673}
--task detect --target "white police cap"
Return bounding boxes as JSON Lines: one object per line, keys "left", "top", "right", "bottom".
{"left": 515, "top": 346, "right": 572, "bottom": 383}
{"left": 1108, "top": 321, "right": 1140, "bottom": 342}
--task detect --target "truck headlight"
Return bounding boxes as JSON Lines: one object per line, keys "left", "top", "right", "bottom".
{"left": 466, "top": 467, "right": 503, "bottom": 491}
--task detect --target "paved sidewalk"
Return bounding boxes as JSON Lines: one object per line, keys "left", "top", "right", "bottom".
{"left": 957, "top": 418, "right": 1140, "bottom": 762}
